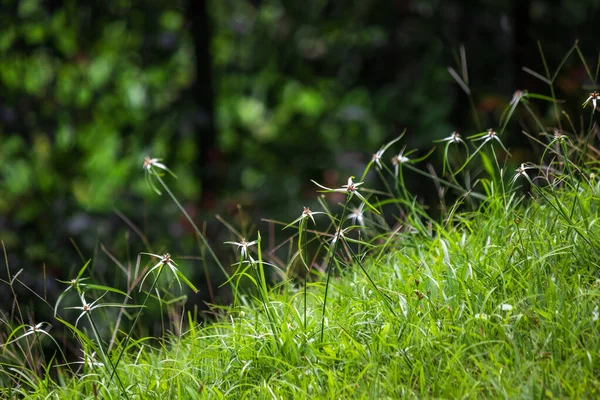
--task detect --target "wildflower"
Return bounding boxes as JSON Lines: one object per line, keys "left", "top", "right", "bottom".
{"left": 143, "top": 156, "right": 177, "bottom": 195}
{"left": 500, "top": 303, "right": 513, "bottom": 311}
{"left": 143, "top": 157, "right": 168, "bottom": 172}
{"left": 475, "top": 128, "right": 499, "bottom": 144}
{"left": 26, "top": 322, "right": 46, "bottom": 334}
{"left": 474, "top": 313, "right": 488, "bottom": 320}
{"left": 372, "top": 151, "right": 385, "bottom": 169}
{"left": 330, "top": 226, "right": 371, "bottom": 247}
{"left": 331, "top": 227, "right": 350, "bottom": 245}
{"left": 553, "top": 129, "right": 566, "bottom": 142}
{"left": 341, "top": 176, "right": 363, "bottom": 195}
{"left": 2, "top": 322, "right": 53, "bottom": 347}
{"left": 67, "top": 292, "right": 108, "bottom": 328}
{"left": 285, "top": 206, "right": 325, "bottom": 229}
{"left": 311, "top": 176, "right": 380, "bottom": 214}
{"left": 583, "top": 91, "right": 599, "bottom": 109}
{"left": 302, "top": 206, "right": 316, "bottom": 225}
{"left": 440, "top": 131, "right": 463, "bottom": 144}
{"left": 371, "top": 135, "right": 403, "bottom": 169}
{"left": 511, "top": 163, "right": 534, "bottom": 184}
{"left": 346, "top": 202, "right": 366, "bottom": 227}
{"left": 509, "top": 90, "right": 527, "bottom": 106}
{"left": 391, "top": 149, "right": 410, "bottom": 177}
{"left": 138, "top": 252, "right": 196, "bottom": 292}
{"left": 225, "top": 238, "right": 258, "bottom": 262}
{"left": 77, "top": 351, "right": 104, "bottom": 369}
{"left": 471, "top": 128, "right": 510, "bottom": 154}
{"left": 392, "top": 151, "right": 410, "bottom": 165}
{"left": 54, "top": 275, "right": 90, "bottom": 316}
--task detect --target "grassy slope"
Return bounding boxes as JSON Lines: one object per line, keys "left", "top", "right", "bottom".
{"left": 27, "top": 180, "right": 599, "bottom": 399}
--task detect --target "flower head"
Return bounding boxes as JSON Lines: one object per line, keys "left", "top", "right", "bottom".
{"left": 510, "top": 90, "right": 527, "bottom": 106}
{"left": 311, "top": 176, "right": 380, "bottom": 214}
{"left": 511, "top": 163, "right": 534, "bottom": 184}
{"left": 553, "top": 129, "right": 566, "bottom": 142}
{"left": 284, "top": 206, "right": 325, "bottom": 229}
{"left": 54, "top": 275, "right": 90, "bottom": 316}
{"left": 391, "top": 149, "right": 410, "bottom": 177}
{"left": 441, "top": 131, "right": 463, "bottom": 144}
{"left": 301, "top": 206, "right": 322, "bottom": 225}
{"left": 331, "top": 227, "right": 352, "bottom": 245}
{"left": 371, "top": 135, "right": 403, "bottom": 169}
{"left": 372, "top": 151, "right": 384, "bottom": 169}
{"left": 225, "top": 238, "right": 258, "bottom": 262}
{"left": 138, "top": 252, "right": 197, "bottom": 293}
{"left": 479, "top": 128, "right": 498, "bottom": 144}
{"left": 347, "top": 202, "right": 366, "bottom": 227}
{"left": 391, "top": 152, "right": 410, "bottom": 165}
{"left": 583, "top": 91, "right": 600, "bottom": 109}
{"left": 341, "top": 176, "right": 363, "bottom": 195}
{"left": 143, "top": 157, "right": 168, "bottom": 172}
{"left": 470, "top": 128, "right": 510, "bottom": 154}
{"left": 67, "top": 292, "right": 108, "bottom": 328}
{"left": 143, "top": 156, "right": 177, "bottom": 195}
{"left": 77, "top": 351, "right": 104, "bottom": 369}
{"left": 2, "top": 322, "right": 54, "bottom": 347}
{"left": 27, "top": 322, "right": 46, "bottom": 334}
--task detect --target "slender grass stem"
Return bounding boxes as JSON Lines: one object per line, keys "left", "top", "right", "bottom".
{"left": 154, "top": 174, "right": 232, "bottom": 287}
{"left": 255, "top": 233, "right": 281, "bottom": 352}
{"left": 579, "top": 108, "right": 596, "bottom": 165}
{"left": 528, "top": 178, "right": 592, "bottom": 246}
{"left": 109, "top": 266, "right": 164, "bottom": 385}
{"left": 345, "top": 245, "right": 397, "bottom": 317}
{"left": 87, "top": 314, "right": 129, "bottom": 399}
{"left": 319, "top": 199, "right": 351, "bottom": 343}
{"left": 403, "top": 163, "right": 486, "bottom": 201}
{"left": 297, "top": 219, "right": 309, "bottom": 334}
{"left": 250, "top": 262, "right": 280, "bottom": 353}
{"left": 375, "top": 167, "right": 402, "bottom": 214}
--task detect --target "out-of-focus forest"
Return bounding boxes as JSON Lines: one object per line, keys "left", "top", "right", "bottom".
{"left": 1, "top": 0, "right": 599, "bottom": 319}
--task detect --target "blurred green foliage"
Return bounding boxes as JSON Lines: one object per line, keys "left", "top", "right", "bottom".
{"left": 209, "top": 0, "right": 454, "bottom": 218}
{"left": 1, "top": 0, "right": 600, "bottom": 320}
{"left": 0, "top": 1, "right": 198, "bottom": 265}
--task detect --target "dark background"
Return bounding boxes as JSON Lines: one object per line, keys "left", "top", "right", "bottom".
{"left": 1, "top": 0, "right": 599, "bottom": 331}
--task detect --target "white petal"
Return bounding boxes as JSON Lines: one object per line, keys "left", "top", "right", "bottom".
{"left": 311, "top": 180, "right": 335, "bottom": 191}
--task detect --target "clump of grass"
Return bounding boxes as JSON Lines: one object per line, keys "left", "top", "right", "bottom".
{"left": 1, "top": 42, "right": 600, "bottom": 398}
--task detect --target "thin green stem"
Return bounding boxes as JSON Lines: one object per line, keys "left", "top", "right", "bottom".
{"left": 528, "top": 178, "right": 592, "bottom": 246}
{"left": 320, "top": 199, "right": 351, "bottom": 343}
{"left": 251, "top": 264, "right": 280, "bottom": 353}
{"left": 579, "top": 108, "right": 595, "bottom": 165}
{"left": 87, "top": 314, "right": 129, "bottom": 399}
{"left": 249, "top": 235, "right": 280, "bottom": 352}
{"left": 403, "top": 163, "right": 486, "bottom": 201}
{"left": 468, "top": 95, "right": 482, "bottom": 132}
{"left": 109, "top": 266, "right": 164, "bottom": 385}
{"left": 375, "top": 167, "right": 402, "bottom": 214}
{"left": 345, "top": 245, "right": 397, "bottom": 317}
{"left": 537, "top": 41, "right": 562, "bottom": 132}
{"left": 154, "top": 174, "right": 231, "bottom": 286}
{"left": 299, "top": 219, "right": 308, "bottom": 334}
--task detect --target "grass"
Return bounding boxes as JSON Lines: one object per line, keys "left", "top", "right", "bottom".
{"left": 1, "top": 42, "right": 600, "bottom": 398}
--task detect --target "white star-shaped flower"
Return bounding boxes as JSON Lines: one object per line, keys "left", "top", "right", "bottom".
{"left": 583, "top": 91, "right": 599, "bottom": 109}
